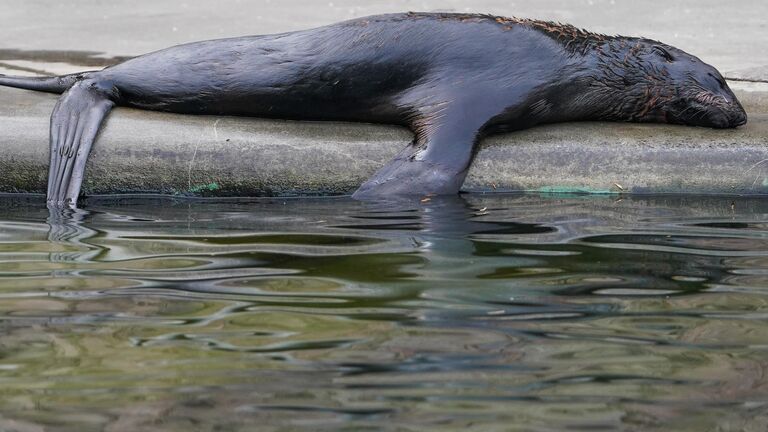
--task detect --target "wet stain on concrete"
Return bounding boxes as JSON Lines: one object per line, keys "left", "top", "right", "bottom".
{"left": 0, "top": 49, "right": 131, "bottom": 67}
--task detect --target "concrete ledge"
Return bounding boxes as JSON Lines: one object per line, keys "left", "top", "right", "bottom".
{"left": 1, "top": 83, "right": 767, "bottom": 197}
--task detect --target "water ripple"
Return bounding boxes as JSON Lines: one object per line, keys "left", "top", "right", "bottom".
{"left": 0, "top": 194, "right": 767, "bottom": 430}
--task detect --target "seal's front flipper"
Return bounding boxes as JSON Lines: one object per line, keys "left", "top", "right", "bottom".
{"left": 47, "top": 80, "right": 115, "bottom": 207}
{"left": 352, "top": 106, "right": 490, "bottom": 200}
{"left": 352, "top": 140, "right": 469, "bottom": 199}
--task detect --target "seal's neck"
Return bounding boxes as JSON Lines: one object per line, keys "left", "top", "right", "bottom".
{"left": 553, "top": 38, "right": 672, "bottom": 124}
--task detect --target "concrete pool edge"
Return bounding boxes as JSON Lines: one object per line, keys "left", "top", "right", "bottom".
{"left": 0, "top": 81, "right": 767, "bottom": 197}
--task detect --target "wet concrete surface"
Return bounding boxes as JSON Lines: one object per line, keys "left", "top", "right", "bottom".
{"left": 0, "top": 0, "right": 766, "bottom": 196}
{"left": 1, "top": 83, "right": 765, "bottom": 197}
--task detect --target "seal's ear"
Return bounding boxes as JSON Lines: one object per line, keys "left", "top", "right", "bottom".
{"left": 652, "top": 45, "right": 674, "bottom": 62}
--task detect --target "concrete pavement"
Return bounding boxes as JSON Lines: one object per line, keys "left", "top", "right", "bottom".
{"left": 0, "top": 0, "right": 766, "bottom": 196}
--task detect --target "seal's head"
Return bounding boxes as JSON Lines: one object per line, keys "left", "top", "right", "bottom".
{"left": 591, "top": 38, "right": 747, "bottom": 129}
{"left": 648, "top": 43, "right": 747, "bottom": 128}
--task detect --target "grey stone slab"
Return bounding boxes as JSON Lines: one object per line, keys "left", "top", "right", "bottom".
{"left": 1, "top": 1, "right": 766, "bottom": 197}
{"left": 1, "top": 83, "right": 766, "bottom": 197}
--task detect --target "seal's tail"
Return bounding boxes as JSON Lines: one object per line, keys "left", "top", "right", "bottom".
{"left": 0, "top": 72, "right": 88, "bottom": 94}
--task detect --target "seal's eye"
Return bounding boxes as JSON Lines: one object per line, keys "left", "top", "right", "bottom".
{"left": 652, "top": 45, "right": 674, "bottom": 62}
{"left": 709, "top": 73, "right": 727, "bottom": 89}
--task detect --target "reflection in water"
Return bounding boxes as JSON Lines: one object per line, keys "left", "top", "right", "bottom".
{"left": 0, "top": 194, "right": 767, "bottom": 430}
{"left": 46, "top": 206, "right": 101, "bottom": 263}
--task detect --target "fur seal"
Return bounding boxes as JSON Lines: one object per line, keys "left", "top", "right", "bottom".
{"left": 0, "top": 12, "right": 747, "bottom": 206}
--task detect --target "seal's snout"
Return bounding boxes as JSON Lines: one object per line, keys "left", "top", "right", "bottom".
{"left": 668, "top": 85, "right": 748, "bottom": 129}
{"left": 730, "top": 106, "right": 748, "bottom": 127}
{"left": 720, "top": 94, "right": 748, "bottom": 128}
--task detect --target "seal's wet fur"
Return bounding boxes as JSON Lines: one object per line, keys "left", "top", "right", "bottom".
{"left": 0, "top": 12, "right": 747, "bottom": 206}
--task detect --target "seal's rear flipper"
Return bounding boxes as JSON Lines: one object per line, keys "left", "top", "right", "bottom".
{"left": 47, "top": 80, "right": 115, "bottom": 207}
{"left": 0, "top": 72, "right": 86, "bottom": 94}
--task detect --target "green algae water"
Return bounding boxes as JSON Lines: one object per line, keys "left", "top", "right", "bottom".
{"left": 0, "top": 194, "right": 767, "bottom": 431}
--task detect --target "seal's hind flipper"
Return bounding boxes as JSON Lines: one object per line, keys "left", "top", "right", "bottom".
{"left": 0, "top": 72, "right": 84, "bottom": 94}
{"left": 47, "top": 80, "right": 115, "bottom": 207}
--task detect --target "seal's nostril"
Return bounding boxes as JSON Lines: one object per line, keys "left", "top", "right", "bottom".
{"left": 732, "top": 111, "right": 747, "bottom": 127}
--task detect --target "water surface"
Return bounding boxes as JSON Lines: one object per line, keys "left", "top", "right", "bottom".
{"left": 0, "top": 194, "right": 767, "bottom": 431}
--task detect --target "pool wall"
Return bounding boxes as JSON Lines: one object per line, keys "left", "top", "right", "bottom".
{"left": 1, "top": 84, "right": 766, "bottom": 197}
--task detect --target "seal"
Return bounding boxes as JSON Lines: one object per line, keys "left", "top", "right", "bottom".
{"left": 0, "top": 12, "right": 748, "bottom": 206}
